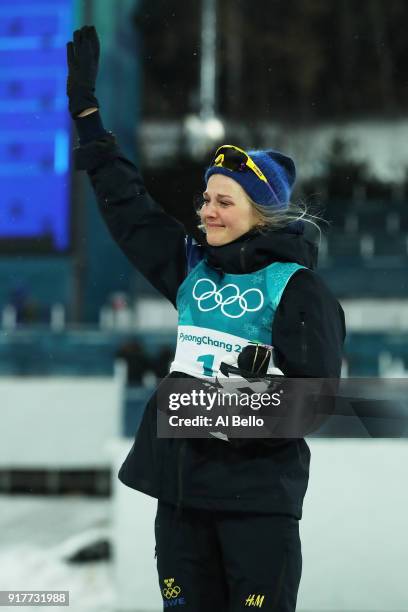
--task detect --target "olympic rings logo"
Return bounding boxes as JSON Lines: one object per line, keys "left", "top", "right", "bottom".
{"left": 192, "top": 278, "right": 264, "bottom": 319}
{"left": 162, "top": 586, "right": 181, "bottom": 599}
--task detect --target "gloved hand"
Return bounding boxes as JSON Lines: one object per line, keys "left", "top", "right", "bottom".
{"left": 216, "top": 344, "right": 284, "bottom": 396}
{"left": 66, "top": 25, "right": 100, "bottom": 118}
{"left": 209, "top": 344, "right": 284, "bottom": 442}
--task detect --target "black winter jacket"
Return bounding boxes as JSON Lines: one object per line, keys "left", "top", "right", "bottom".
{"left": 75, "top": 133, "right": 346, "bottom": 519}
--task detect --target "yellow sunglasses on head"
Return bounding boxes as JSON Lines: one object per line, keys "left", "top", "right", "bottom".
{"left": 213, "top": 145, "right": 275, "bottom": 198}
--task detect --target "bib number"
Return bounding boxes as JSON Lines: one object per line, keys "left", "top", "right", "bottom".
{"left": 197, "top": 354, "right": 215, "bottom": 377}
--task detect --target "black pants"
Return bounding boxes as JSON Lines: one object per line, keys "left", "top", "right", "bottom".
{"left": 155, "top": 501, "right": 302, "bottom": 611}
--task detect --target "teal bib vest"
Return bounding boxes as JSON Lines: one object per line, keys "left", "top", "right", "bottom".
{"left": 170, "top": 260, "right": 305, "bottom": 379}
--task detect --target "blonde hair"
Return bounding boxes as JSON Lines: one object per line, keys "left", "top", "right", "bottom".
{"left": 249, "top": 198, "right": 325, "bottom": 240}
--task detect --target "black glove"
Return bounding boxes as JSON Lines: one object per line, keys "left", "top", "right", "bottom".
{"left": 66, "top": 25, "right": 100, "bottom": 118}
{"left": 217, "top": 344, "right": 284, "bottom": 395}
{"left": 210, "top": 345, "right": 284, "bottom": 443}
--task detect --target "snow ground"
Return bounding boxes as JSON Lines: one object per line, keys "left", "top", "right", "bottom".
{"left": 0, "top": 495, "right": 115, "bottom": 612}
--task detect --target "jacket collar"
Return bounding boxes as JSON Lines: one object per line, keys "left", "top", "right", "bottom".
{"left": 204, "top": 222, "right": 318, "bottom": 274}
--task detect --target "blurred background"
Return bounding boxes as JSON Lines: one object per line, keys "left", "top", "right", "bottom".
{"left": 1, "top": 0, "right": 407, "bottom": 611}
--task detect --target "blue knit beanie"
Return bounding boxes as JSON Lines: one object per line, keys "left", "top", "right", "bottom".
{"left": 204, "top": 148, "right": 296, "bottom": 210}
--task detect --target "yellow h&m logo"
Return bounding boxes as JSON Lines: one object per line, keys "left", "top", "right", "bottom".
{"left": 245, "top": 593, "right": 265, "bottom": 607}
{"left": 162, "top": 577, "right": 182, "bottom": 599}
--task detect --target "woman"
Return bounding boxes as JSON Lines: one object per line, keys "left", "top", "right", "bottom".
{"left": 67, "top": 26, "right": 345, "bottom": 611}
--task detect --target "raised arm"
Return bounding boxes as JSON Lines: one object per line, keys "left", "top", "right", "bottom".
{"left": 66, "top": 26, "right": 187, "bottom": 307}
